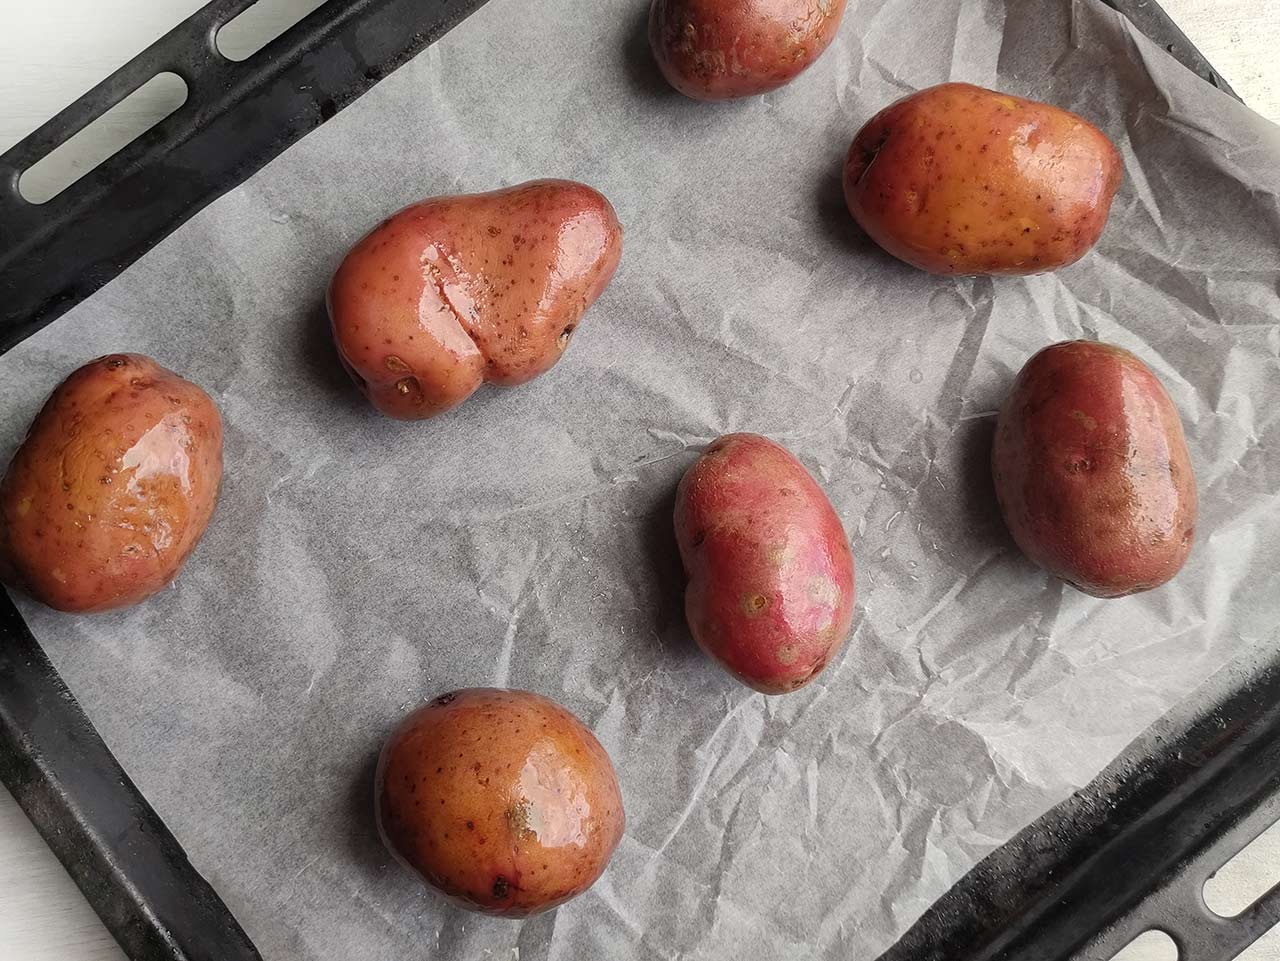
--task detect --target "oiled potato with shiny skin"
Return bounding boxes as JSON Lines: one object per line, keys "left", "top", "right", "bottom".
{"left": 376, "top": 689, "right": 625, "bottom": 918}
{"left": 674, "top": 434, "right": 855, "bottom": 693}
{"left": 844, "top": 83, "right": 1122, "bottom": 274}
{"left": 0, "top": 354, "right": 222, "bottom": 613}
{"left": 992, "top": 341, "right": 1197, "bottom": 598}
{"left": 649, "top": 0, "right": 847, "bottom": 100}
{"left": 328, "top": 180, "right": 622, "bottom": 420}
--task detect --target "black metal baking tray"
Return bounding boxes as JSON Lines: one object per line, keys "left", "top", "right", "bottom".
{"left": 0, "top": 2, "right": 1262, "bottom": 959}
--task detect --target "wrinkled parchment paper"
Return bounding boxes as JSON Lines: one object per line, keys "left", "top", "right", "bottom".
{"left": 3, "top": 0, "right": 1279, "bottom": 957}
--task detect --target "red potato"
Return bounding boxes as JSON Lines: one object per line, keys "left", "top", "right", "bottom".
{"left": 992, "top": 341, "right": 1197, "bottom": 598}
{"left": 844, "top": 83, "right": 1122, "bottom": 275}
{"left": 674, "top": 434, "right": 855, "bottom": 693}
{"left": 376, "top": 689, "right": 625, "bottom": 918}
{"left": 649, "top": 0, "right": 847, "bottom": 100}
{"left": 328, "top": 180, "right": 622, "bottom": 420}
{"left": 0, "top": 354, "right": 223, "bottom": 613}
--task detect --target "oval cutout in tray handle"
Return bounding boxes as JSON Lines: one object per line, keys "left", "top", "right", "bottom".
{"left": 18, "top": 72, "right": 190, "bottom": 206}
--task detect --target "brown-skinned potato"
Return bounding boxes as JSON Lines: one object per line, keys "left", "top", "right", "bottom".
{"left": 0, "top": 354, "right": 223, "bottom": 613}
{"left": 844, "top": 83, "right": 1122, "bottom": 275}
{"left": 649, "top": 0, "right": 847, "bottom": 100}
{"left": 992, "top": 341, "right": 1197, "bottom": 598}
{"left": 376, "top": 689, "right": 625, "bottom": 918}
{"left": 328, "top": 180, "right": 622, "bottom": 420}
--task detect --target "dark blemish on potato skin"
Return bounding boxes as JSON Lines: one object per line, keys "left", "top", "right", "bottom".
{"left": 434, "top": 692, "right": 458, "bottom": 706}
{"left": 492, "top": 876, "right": 510, "bottom": 898}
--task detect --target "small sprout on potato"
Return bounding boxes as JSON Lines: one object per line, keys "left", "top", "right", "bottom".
{"left": 394, "top": 377, "right": 425, "bottom": 406}
{"left": 807, "top": 576, "right": 840, "bottom": 605}
{"left": 507, "top": 801, "right": 534, "bottom": 838}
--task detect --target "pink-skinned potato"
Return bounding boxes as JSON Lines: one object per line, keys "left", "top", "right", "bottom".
{"left": 328, "top": 179, "right": 622, "bottom": 420}
{"left": 0, "top": 354, "right": 223, "bottom": 613}
{"left": 844, "top": 83, "right": 1122, "bottom": 275}
{"left": 376, "top": 689, "right": 625, "bottom": 918}
{"left": 674, "top": 433, "right": 855, "bottom": 693}
{"left": 992, "top": 341, "right": 1197, "bottom": 597}
{"left": 649, "top": 0, "right": 848, "bottom": 100}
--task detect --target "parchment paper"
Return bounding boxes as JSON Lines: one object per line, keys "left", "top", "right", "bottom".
{"left": 3, "top": 0, "right": 1279, "bottom": 957}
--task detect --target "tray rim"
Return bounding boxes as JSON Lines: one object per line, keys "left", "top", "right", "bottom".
{"left": 0, "top": 2, "right": 1265, "bottom": 960}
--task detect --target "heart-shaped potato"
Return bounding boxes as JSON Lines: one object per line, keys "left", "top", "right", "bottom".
{"left": 328, "top": 179, "right": 622, "bottom": 420}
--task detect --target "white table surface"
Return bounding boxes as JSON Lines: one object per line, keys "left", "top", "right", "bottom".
{"left": 2, "top": 1, "right": 1278, "bottom": 959}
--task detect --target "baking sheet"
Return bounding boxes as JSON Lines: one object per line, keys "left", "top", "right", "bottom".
{"left": 3, "top": 0, "right": 1280, "bottom": 957}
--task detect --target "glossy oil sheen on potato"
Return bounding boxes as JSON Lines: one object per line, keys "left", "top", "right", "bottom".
{"left": 992, "top": 341, "right": 1197, "bottom": 598}
{"left": 674, "top": 433, "right": 855, "bottom": 693}
{"left": 649, "top": 0, "right": 847, "bottom": 100}
{"left": 0, "top": 354, "right": 223, "bottom": 613}
{"left": 376, "top": 689, "right": 625, "bottom": 918}
{"left": 844, "top": 83, "right": 1122, "bottom": 275}
{"left": 328, "top": 179, "right": 622, "bottom": 420}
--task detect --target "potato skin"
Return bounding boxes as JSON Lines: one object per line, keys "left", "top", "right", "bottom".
{"left": 843, "top": 83, "right": 1122, "bottom": 275}
{"left": 992, "top": 342, "right": 1197, "bottom": 598}
{"left": 375, "top": 689, "right": 625, "bottom": 918}
{"left": 649, "top": 0, "right": 847, "bottom": 100}
{"left": 0, "top": 354, "right": 223, "bottom": 613}
{"left": 674, "top": 434, "right": 855, "bottom": 693}
{"left": 328, "top": 180, "right": 622, "bottom": 420}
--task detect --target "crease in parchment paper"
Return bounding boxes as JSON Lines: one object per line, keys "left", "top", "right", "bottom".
{"left": 2, "top": 0, "right": 1279, "bottom": 957}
